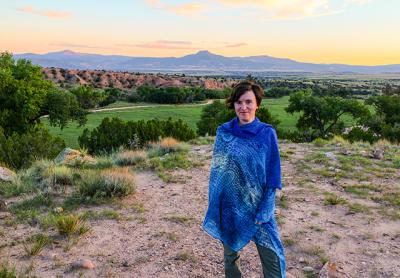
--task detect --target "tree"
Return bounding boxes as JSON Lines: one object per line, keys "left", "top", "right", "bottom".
{"left": 70, "top": 85, "right": 106, "bottom": 109}
{"left": 285, "top": 90, "right": 370, "bottom": 140}
{"left": 365, "top": 95, "right": 400, "bottom": 142}
{"left": 0, "top": 52, "right": 87, "bottom": 137}
{"left": 0, "top": 52, "right": 87, "bottom": 168}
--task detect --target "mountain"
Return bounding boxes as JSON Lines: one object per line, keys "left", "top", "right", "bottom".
{"left": 14, "top": 50, "right": 400, "bottom": 74}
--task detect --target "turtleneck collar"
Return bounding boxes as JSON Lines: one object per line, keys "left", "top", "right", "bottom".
{"left": 221, "top": 117, "right": 267, "bottom": 139}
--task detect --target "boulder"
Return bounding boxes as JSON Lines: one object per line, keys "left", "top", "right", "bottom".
{"left": 54, "top": 148, "right": 96, "bottom": 166}
{"left": 0, "top": 166, "right": 16, "bottom": 182}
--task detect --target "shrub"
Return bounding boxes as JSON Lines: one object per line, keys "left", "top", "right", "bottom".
{"left": 0, "top": 126, "right": 65, "bottom": 170}
{"left": 115, "top": 150, "right": 147, "bottom": 166}
{"left": 313, "top": 138, "right": 329, "bottom": 147}
{"left": 56, "top": 214, "right": 90, "bottom": 237}
{"left": 147, "top": 138, "right": 189, "bottom": 157}
{"left": 78, "top": 168, "right": 135, "bottom": 199}
{"left": 79, "top": 117, "right": 195, "bottom": 154}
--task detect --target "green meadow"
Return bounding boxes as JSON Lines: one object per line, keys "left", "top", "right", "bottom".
{"left": 44, "top": 96, "right": 349, "bottom": 148}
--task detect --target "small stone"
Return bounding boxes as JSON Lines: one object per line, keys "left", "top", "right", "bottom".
{"left": 122, "top": 260, "right": 129, "bottom": 267}
{"left": 298, "top": 257, "right": 306, "bottom": 263}
{"left": 72, "top": 259, "right": 95, "bottom": 269}
{"left": 0, "top": 166, "right": 16, "bottom": 182}
{"left": 372, "top": 149, "right": 384, "bottom": 160}
{"left": 303, "top": 266, "right": 314, "bottom": 272}
{"left": 361, "top": 261, "right": 367, "bottom": 265}
{"left": 0, "top": 212, "right": 11, "bottom": 219}
{"left": 324, "top": 152, "right": 337, "bottom": 161}
{"left": 53, "top": 207, "right": 64, "bottom": 213}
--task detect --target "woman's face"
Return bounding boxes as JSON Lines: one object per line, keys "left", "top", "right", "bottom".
{"left": 234, "top": 90, "right": 259, "bottom": 125}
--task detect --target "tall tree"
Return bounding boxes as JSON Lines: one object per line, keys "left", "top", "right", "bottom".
{"left": 0, "top": 52, "right": 87, "bottom": 136}
{"left": 285, "top": 90, "right": 370, "bottom": 140}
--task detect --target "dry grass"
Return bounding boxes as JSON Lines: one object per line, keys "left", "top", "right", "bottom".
{"left": 115, "top": 150, "right": 147, "bottom": 166}
{"left": 102, "top": 167, "right": 136, "bottom": 191}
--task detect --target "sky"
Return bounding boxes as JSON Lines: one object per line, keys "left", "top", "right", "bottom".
{"left": 1, "top": 0, "right": 399, "bottom": 66}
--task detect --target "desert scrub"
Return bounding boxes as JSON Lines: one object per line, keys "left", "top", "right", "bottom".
{"left": 56, "top": 214, "right": 90, "bottom": 237}
{"left": 78, "top": 168, "right": 135, "bottom": 199}
{"left": 10, "top": 194, "right": 54, "bottom": 221}
{"left": 175, "top": 251, "right": 197, "bottom": 263}
{"left": 115, "top": 150, "right": 147, "bottom": 166}
{"left": 81, "top": 209, "right": 121, "bottom": 220}
{"left": 189, "top": 136, "right": 214, "bottom": 145}
{"left": 165, "top": 214, "right": 193, "bottom": 225}
{"left": 313, "top": 138, "right": 329, "bottom": 147}
{"left": 150, "top": 152, "right": 191, "bottom": 171}
{"left": 0, "top": 174, "right": 35, "bottom": 198}
{"left": 23, "top": 233, "right": 52, "bottom": 256}
{"left": 304, "top": 152, "right": 331, "bottom": 165}
{"left": 0, "top": 262, "right": 16, "bottom": 278}
{"left": 323, "top": 192, "right": 347, "bottom": 206}
{"left": 42, "top": 165, "right": 74, "bottom": 189}
{"left": 147, "top": 137, "right": 189, "bottom": 158}
{"left": 347, "top": 202, "right": 371, "bottom": 214}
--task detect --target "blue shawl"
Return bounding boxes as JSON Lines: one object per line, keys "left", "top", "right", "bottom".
{"left": 203, "top": 117, "right": 286, "bottom": 276}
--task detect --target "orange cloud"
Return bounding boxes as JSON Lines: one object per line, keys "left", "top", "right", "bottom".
{"left": 145, "top": 0, "right": 205, "bottom": 16}
{"left": 16, "top": 5, "right": 71, "bottom": 18}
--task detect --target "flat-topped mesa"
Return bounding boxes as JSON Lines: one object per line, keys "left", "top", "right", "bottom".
{"left": 41, "top": 68, "right": 236, "bottom": 90}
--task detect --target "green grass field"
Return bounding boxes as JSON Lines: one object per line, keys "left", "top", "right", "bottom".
{"left": 44, "top": 96, "right": 355, "bottom": 148}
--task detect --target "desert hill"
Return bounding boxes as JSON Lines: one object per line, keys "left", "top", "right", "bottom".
{"left": 41, "top": 67, "right": 235, "bottom": 90}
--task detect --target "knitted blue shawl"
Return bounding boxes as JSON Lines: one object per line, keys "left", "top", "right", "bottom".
{"left": 203, "top": 117, "right": 286, "bottom": 275}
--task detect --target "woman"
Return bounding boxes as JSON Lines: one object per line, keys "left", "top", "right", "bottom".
{"left": 203, "top": 80, "right": 286, "bottom": 277}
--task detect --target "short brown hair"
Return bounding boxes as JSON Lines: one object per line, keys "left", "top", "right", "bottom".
{"left": 226, "top": 80, "right": 264, "bottom": 109}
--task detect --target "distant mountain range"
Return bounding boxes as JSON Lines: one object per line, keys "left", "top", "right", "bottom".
{"left": 14, "top": 50, "right": 400, "bottom": 74}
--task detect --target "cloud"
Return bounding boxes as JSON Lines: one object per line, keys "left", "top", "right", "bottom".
{"left": 216, "top": 0, "right": 337, "bottom": 20}
{"left": 145, "top": 0, "right": 205, "bottom": 16}
{"left": 226, "top": 43, "right": 248, "bottom": 48}
{"left": 16, "top": 5, "right": 71, "bottom": 18}
{"left": 50, "top": 42, "right": 111, "bottom": 49}
{"left": 155, "top": 40, "right": 192, "bottom": 45}
{"left": 116, "top": 41, "right": 198, "bottom": 50}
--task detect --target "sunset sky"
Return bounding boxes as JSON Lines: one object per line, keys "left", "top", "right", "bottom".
{"left": 1, "top": 0, "right": 399, "bottom": 65}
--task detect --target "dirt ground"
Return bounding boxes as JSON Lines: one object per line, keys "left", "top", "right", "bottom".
{"left": 1, "top": 142, "right": 399, "bottom": 277}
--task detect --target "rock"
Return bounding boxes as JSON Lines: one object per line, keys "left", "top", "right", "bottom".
{"left": 303, "top": 266, "right": 314, "bottom": 272}
{"left": 341, "top": 149, "right": 352, "bottom": 156}
{"left": 0, "top": 166, "right": 16, "bottom": 182}
{"left": 54, "top": 148, "right": 97, "bottom": 166}
{"left": 371, "top": 149, "right": 384, "bottom": 160}
{"left": 319, "top": 261, "right": 340, "bottom": 278}
{"left": 0, "top": 211, "right": 11, "bottom": 219}
{"left": 298, "top": 257, "right": 306, "bottom": 263}
{"left": 324, "top": 152, "right": 337, "bottom": 161}
{"left": 0, "top": 199, "right": 7, "bottom": 211}
{"left": 72, "top": 259, "right": 95, "bottom": 269}
{"left": 53, "top": 207, "right": 64, "bottom": 213}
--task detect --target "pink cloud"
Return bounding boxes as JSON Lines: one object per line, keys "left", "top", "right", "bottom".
{"left": 16, "top": 5, "right": 71, "bottom": 18}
